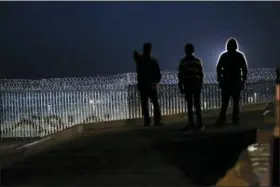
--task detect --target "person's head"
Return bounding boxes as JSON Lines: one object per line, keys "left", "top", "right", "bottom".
{"left": 226, "top": 38, "right": 238, "bottom": 52}
{"left": 143, "top": 42, "right": 152, "bottom": 56}
{"left": 185, "top": 43, "right": 194, "bottom": 56}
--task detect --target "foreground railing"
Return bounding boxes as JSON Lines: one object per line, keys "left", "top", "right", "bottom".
{"left": 0, "top": 68, "right": 276, "bottom": 138}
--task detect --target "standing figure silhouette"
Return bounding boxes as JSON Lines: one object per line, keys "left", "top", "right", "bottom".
{"left": 133, "top": 43, "right": 163, "bottom": 127}
{"left": 216, "top": 38, "right": 248, "bottom": 126}
{"left": 178, "top": 43, "right": 204, "bottom": 130}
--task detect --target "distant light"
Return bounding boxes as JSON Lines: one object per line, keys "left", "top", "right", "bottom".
{"left": 248, "top": 96, "right": 254, "bottom": 103}
{"left": 89, "top": 100, "right": 94, "bottom": 104}
{"left": 47, "top": 104, "right": 52, "bottom": 112}
{"left": 247, "top": 144, "right": 258, "bottom": 152}
{"left": 203, "top": 101, "right": 207, "bottom": 109}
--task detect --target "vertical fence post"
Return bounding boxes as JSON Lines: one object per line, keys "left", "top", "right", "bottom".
{"left": 0, "top": 90, "right": 2, "bottom": 139}
{"left": 127, "top": 84, "right": 136, "bottom": 119}
{"left": 270, "top": 67, "right": 280, "bottom": 186}
{"left": 0, "top": 88, "right": 2, "bottom": 186}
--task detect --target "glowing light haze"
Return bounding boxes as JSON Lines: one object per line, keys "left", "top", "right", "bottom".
{"left": 217, "top": 37, "right": 248, "bottom": 67}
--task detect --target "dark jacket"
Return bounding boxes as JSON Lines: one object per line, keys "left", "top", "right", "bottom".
{"left": 216, "top": 51, "right": 248, "bottom": 88}
{"left": 178, "top": 55, "right": 204, "bottom": 91}
{"left": 134, "top": 53, "right": 161, "bottom": 88}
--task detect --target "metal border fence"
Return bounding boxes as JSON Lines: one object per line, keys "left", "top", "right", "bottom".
{"left": 0, "top": 68, "right": 276, "bottom": 138}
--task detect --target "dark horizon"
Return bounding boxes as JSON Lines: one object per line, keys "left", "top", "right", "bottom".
{"left": 0, "top": 1, "right": 280, "bottom": 79}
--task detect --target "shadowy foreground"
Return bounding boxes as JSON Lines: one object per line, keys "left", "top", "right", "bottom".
{"left": 2, "top": 111, "right": 265, "bottom": 186}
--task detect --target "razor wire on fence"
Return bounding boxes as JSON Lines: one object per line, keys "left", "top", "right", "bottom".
{"left": 0, "top": 68, "right": 275, "bottom": 91}
{"left": 0, "top": 68, "right": 276, "bottom": 138}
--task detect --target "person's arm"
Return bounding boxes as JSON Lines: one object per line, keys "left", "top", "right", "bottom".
{"left": 133, "top": 51, "right": 140, "bottom": 64}
{"left": 198, "top": 59, "right": 204, "bottom": 84}
{"left": 178, "top": 60, "right": 184, "bottom": 93}
{"left": 153, "top": 59, "right": 162, "bottom": 84}
{"left": 216, "top": 54, "right": 225, "bottom": 82}
{"left": 240, "top": 54, "right": 248, "bottom": 82}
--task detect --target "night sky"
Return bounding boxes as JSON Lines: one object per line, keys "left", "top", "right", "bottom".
{"left": 0, "top": 1, "right": 280, "bottom": 79}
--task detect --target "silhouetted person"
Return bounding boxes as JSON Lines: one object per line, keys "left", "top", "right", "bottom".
{"left": 216, "top": 38, "right": 248, "bottom": 126}
{"left": 178, "top": 44, "right": 204, "bottom": 130}
{"left": 133, "top": 43, "right": 163, "bottom": 126}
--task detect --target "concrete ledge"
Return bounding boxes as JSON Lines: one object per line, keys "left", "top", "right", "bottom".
{"left": 83, "top": 102, "right": 268, "bottom": 130}
{"left": 257, "top": 130, "right": 273, "bottom": 144}
{"left": 216, "top": 149, "right": 260, "bottom": 186}
{"left": 216, "top": 121, "right": 280, "bottom": 186}
{"left": 1, "top": 124, "right": 84, "bottom": 169}
{"left": 0, "top": 102, "right": 269, "bottom": 170}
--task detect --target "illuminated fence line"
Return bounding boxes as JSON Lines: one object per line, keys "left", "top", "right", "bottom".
{"left": 0, "top": 68, "right": 276, "bottom": 138}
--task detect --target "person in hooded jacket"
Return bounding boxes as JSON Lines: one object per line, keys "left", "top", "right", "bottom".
{"left": 133, "top": 43, "right": 163, "bottom": 127}
{"left": 216, "top": 38, "right": 248, "bottom": 126}
{"left": 178, "top": 43, "right": 204, "bottom": 130}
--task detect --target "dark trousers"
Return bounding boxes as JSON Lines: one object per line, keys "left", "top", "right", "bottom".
{"left": 218, "top": 88, "right": 241, "bottom": 123}
{"left": 184, "top": 88, "right": 202, "bottom": 127}
{"left": 139, "top": 87, "right": 161, "bottom": 124}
